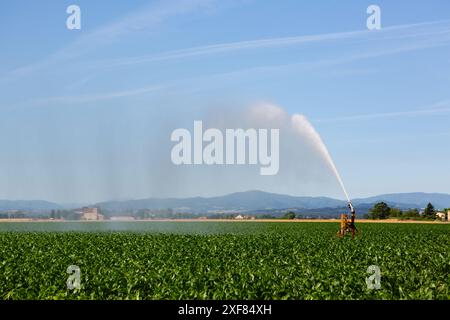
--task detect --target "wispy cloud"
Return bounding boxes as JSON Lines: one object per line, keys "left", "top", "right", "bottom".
{"left": 175, "top": 35, "right": 450, "bottom": 86}
{"left": 6, "top": 17, "right": 450, "bottom": 81}
{"left": 6, "top": 0, "right": 222, "bottom": 79}
{"left": 6, "top": 15, "right": 450, "bottom": 111}
{"left": 86, "top": 20, "right": 450, "bottom": 69}
{"left": 13, "top": 84, "right": 164, "bottom": 109}
{"left": 10, "top": 36, "right": 450, "bottom": 110}
{"left": 315, "top": 100, "right": 450, "bottom": 123}
{"left": 340, "top": 130, "right": 450, "bottom": 146}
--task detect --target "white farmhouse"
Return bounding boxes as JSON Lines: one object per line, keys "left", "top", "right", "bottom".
{"left": 436, "top": 212, "right": 446, "bottom": 221}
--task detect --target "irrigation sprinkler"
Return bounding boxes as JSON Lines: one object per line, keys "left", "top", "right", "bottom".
{"left": 337, "top": 201, "right": 359, "bottom": 239}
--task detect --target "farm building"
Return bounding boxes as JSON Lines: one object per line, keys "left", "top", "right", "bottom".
{"left": 80, "top": 207, "right": 104, "bottom": 220}
{"left": 436, "top": 210, "right": 450, "bottom": 221}
{"left": 436, "top": 212, "right": 446, "bottom": 221}
{"left": 234, "top": 215, "right": 255, "bottom": 220}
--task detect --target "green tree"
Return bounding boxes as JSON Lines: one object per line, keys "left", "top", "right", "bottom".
{"left": 403, "top": 208, "right": 420, "bottom": 219}
{"left": 389, "top": 208, "right": 403, "bottom": 218}
{"left": 282, "top": 211, "right": 296, "bottom": 220}
{"left": 423, "top": 203, "right": 436, "bottom": 220}
{"left": 368, "top": 202, "right": 391, "bottom": 219}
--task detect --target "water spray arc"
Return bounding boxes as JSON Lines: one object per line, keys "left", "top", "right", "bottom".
{"left": 291, "top": 115, "right": 358, "bottom": 238}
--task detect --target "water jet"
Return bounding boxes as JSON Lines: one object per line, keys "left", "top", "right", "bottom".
{"left": 291, "top": 114, "right": 358, "bottom": 238}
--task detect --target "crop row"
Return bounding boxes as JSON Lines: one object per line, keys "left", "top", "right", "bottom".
{"left": 0, "top": 222, "right": 449, "bottom": 299}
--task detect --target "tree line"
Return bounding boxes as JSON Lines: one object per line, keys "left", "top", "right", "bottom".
{"left": 364, "top": 202, "right": 447, "bottom": 220}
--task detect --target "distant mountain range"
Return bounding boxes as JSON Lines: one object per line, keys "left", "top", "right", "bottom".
{"left": 1, "top": 191, "right": 449, "bottom": 213}
{"left": 352, "top": 193, "right": 450, "bottom": 209}
{"left": 95, "top": 190, "right": 344, "bottom": 212}
{"left": 0, "top": 200, "right": 62, "bottom": 211}
{"left": 94, "top": 191, "right": 450, "bottom": 213}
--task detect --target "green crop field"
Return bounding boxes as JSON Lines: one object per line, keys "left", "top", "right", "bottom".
{"left": 0, "top": 222, "right": 449, "bottom": 300}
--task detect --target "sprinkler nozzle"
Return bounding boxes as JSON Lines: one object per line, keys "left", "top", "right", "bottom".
{"left": 348, "top": 202, "right": 355, "bottom": 214}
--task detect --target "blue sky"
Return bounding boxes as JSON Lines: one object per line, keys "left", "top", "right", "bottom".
{"left": 1, "top": 0, "right": 450, "bottom": 203}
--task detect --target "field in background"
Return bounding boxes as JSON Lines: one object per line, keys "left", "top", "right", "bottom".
{"left": 0, "top": 222, "right": 449, "bottom": 299}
